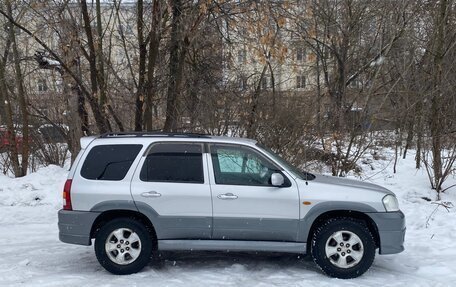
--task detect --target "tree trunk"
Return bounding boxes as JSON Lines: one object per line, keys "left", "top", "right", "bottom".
{"left": 96, "top": 0, "right": 108, "bottom": 125}
{"left": 429, "top": 0, "right": 447, "bottom": 193}
{"left": 81, "top": 0, "right": 110, "bottom": 133}
{"left": 144, "top": 0, "right": 161, "bottom": 131}
{"left": 246, "top": 64, "right": 268, "bottom": 138}
{"left": 60, "top": 17, "right": 85, "bottom": 162}
{"left": 0, "top": 55, "right": 21, "bottom": 176}
{"left": 163, "top": 0, "right": 183, "bottom": 132}
{"left": 403, "top": 116, "right": 414, "bottom": 159}
{"left": 7, "top": 0, "right": 28, "bottom": 177}
{"left": 134, "top": 0, "right": 147, "bottom": 131}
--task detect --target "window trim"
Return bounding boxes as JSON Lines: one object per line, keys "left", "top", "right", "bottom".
{"left": 208, "top": 143, "right": 291, "bottom": 187}
{"left": 140, "top": 141, "right": 205, "bottom": 184}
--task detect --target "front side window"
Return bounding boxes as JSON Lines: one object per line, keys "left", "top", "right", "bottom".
{"left": 81, "top": 144, "right": 143, "bottom": 181}
{"left": 210, "top": 144, "right": 284, "bottom": 186}
{"left": 140, "top": 143, "right": 204, "bottom": 183}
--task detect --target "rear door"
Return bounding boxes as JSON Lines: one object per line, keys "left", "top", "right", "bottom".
{"left": 130, "top": 142, "right": 213, "bottom": 239}
{"left": 208, "top": 143, "right": 300, "bottom": 242}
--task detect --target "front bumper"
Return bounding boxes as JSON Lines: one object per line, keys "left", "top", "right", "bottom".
{"left": 58, "top": 209, "right": 99, "bottom": 246}
{"left": 368, "top": 211, "right": 406, "bottom": 255}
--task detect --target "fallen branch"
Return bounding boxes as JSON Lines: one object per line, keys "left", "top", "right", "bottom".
{"left": 426, "top": 201, "right": 454, "bottom": 228}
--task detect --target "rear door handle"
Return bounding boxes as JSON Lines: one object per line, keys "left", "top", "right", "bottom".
{"left": 141, "top": 191, "right": 161, "bottom": 198}
{"left": 217, "top": 193, "right": 238, "bottom": 200}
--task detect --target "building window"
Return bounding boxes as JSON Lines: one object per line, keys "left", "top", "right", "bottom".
{"left": 261, "top": 77, "right": 268, "bottom": 90}
{"left": 55, "top": 79, "right": 63, "bottom": 93}
{"left": 296, "top": 75, "right": 306, "bottom": 89}
{"left": 237, "top": 49, "right": 246, "bottom": 63}
{"left": 153, "top": 105, "right": 159, "bottom": 117}
{"left": 296, "top": 47, "right": 305, "bottom": 62}
{"left": 239, "top": 77, "right": 247, "bottom": 90}
{"left": 350, "top": 79, "right": 366, "bottom": 89}
{"left": 7, "top": 52, "right": 14, "bottom": 62}
{"left": 37, "top": 79, "right": 48, "bottom": 92}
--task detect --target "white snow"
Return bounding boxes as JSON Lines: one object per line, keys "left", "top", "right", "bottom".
{"left": 42, "top": 56, "right": 61, "bottom": 67}
{"left": 370, "top": 56, "right": 385, "bottom": 67}
{"left": 1, "top": 149, "right": 455, "bottom": 286}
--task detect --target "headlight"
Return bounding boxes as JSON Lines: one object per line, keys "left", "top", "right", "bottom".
{"left": 382, "top": 195, "right": 400, "bottom": 212}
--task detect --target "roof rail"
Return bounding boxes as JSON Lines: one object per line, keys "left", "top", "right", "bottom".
{"left": 99, "top": 132, "right": 211, "bottom": 138}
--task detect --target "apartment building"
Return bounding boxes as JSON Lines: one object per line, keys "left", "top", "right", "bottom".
{"left": 1, "top": 1, "right": 383, "bottom": 132}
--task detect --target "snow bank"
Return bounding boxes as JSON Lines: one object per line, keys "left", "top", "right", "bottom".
{"left": 0, "top": 165, "right": 68, "bottom": 208}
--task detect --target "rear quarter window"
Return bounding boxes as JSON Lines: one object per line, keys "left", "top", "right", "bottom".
{"left": 81, "top": 144, "right": 142, "bottom": 180}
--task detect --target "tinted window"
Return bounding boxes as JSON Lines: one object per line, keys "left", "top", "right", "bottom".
{"left": 140, "top": 143, "right": 204, "bottom": 183}
{"left": 210, "top": 144, "right": 283, "bottom": 186}
{"left": 81, "top": 144, "right": 142, "bottom": 180}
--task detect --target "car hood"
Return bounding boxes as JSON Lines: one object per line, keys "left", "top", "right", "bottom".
{"left": 311, "top": 174, "right": 394, "bottom": 196}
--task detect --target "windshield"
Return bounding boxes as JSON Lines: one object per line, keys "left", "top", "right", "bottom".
{"left": 256, "top": 143, "right": 315, "bottom": 181}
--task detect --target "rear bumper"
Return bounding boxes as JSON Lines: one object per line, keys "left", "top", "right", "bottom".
{"left": 368, "top": 211, "right": 406, "bottom": 255}
{"left": 58, "top": 209, "right": 99, "bottom": 246}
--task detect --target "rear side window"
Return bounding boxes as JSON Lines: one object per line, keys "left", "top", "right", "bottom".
{"left": 140, "top": 143, "right": 204, "bottom": 183}
{"left": 81, "top": 144, "right": 142, "bottom": 180}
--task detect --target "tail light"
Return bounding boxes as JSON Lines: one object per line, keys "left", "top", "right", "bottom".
{"left": 63, "top": 179, "right": 73, "bottom": 210}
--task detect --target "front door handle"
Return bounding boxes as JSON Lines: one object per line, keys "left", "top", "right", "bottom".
{"left": 141, "top": 191, "right": 161, "bottom": 198}
{"left": 217, "top": 193, "right": 238, "bottom": 200}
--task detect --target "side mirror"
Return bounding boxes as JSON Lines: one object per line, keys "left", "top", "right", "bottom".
{"left": 271, "top": 173, "right": 285, "bottom": 187}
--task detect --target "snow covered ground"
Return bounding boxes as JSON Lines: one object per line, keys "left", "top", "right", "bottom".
{"left": 1, "top": 149, "right": 455, "bottom": 287}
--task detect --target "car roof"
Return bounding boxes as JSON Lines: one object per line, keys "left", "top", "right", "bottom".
{"left": 82, "top": 132, "right": 257, "bottom": 149}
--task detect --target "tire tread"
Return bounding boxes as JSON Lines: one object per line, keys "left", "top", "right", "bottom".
{"left": 310, "top": 216, "right": 376, "bottom": 279}
{"left": 94, "top": 217, "right": 154, "bottom": 275}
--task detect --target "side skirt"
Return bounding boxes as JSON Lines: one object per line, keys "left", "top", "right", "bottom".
{"left": 158, "top": 240, "right": 307, "bottom": 254}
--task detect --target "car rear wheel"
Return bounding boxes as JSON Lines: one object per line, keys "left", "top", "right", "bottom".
{"left": 95, "top": 218, "right": 153, "bottom": 275}
{"left": 310, "top": 217, "right": 376, "bottom": 279}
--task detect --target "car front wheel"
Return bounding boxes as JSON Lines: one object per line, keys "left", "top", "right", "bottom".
{"left": 310, "top": 217, "right": 376, "bottom": 279}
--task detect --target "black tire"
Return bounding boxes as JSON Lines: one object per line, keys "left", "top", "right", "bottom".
{"left": 95, "top": 218, "right": 153, "bottom": 275}
{"left": 310, "top": 217, "right": 376, "bottom": 279}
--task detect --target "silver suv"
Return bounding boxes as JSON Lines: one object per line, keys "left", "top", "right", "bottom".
{"left": 58, "top": 132, "right": 405, "bottom": 279}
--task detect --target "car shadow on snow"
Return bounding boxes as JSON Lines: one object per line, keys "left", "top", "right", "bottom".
{"left": 150, "top": 251, "right": 318, "bottom": 272}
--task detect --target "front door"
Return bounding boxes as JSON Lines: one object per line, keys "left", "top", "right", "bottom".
{"left": 131, "top": 142, "right": 212, "bottom": 240}
{"left": 208, "top": 143, "right": 300, "bottom": 242}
